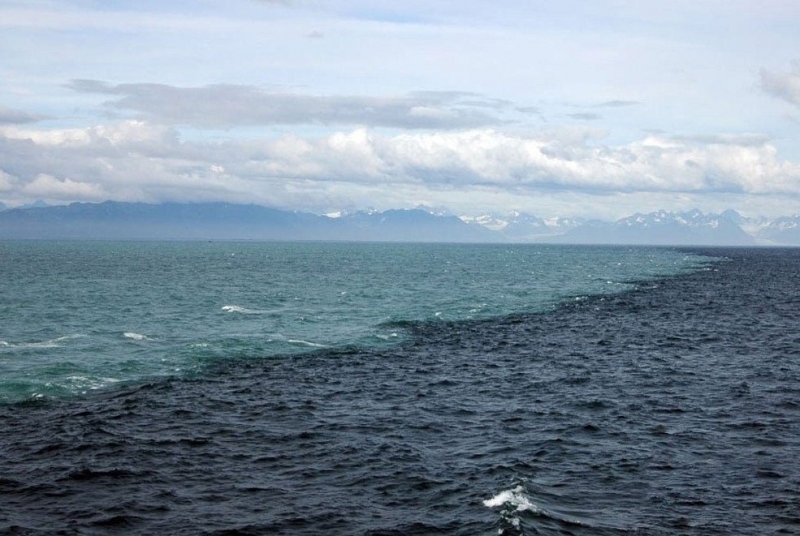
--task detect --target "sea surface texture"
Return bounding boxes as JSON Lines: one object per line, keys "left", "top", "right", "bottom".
{"left": 0, "top": 242, "right": 798, "bottom": 535}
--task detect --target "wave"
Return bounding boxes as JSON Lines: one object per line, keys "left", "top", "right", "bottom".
{"left": 374, "top": 332, "right": 399, "bottom": 341}
{"left": 123, "top": 332, "right": 150, "bottom": 341}
{"left": 484, "top": 485, "right": 542, "bottom": 513}
{"left": 485, "top": 485, "right": 618, "bottom": 534}
{"left": 484, "top": 486, "right": 541, "bottom": 535}
{"left": 221, "top": 305, "right": 268, "bottom": 315}
{"left": 65, "top": 375, "right": 122, "bottom": 390}
{"left": 286, "top": 339, "right": 327, "bottom": 348}
{"left": 0, "top": 334, "right": 85, "bottom": 350}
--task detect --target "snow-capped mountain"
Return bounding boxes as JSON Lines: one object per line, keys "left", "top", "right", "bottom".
{"left": 756, "top": 215, "right": 800, "bottom": 245}
{"left": 461, "top": 211, "right": 583, "bottom": 241}
{"left": 4, "top": 201, "right": 800, "bottom": 245}
{"left": 557, "top": 209, "right": 755, "bottom": 245}
{"left": 459, "top": 213, "right": 511, "bottom": 231}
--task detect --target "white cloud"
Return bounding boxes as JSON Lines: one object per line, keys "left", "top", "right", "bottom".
{"left": 0, "top": 120, "right": 175, "bottom": 147}
{"left": 1, "top": 0, "right": 799, "bottom": 219}
{"left": 22, "top": 173, "right": 107, "bottom": 201}
{"left": 1, "top": 121, "right": 800, "bottom": 217}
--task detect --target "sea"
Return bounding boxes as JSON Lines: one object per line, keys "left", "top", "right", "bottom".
{"left": 0, "top": 241, "right": 798, "bottom": 535}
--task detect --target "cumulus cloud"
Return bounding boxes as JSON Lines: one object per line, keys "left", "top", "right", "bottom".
{"left": 0, "top": 120, "right": 176, "bottom": 147}
{"left": 22, "top": 174, "right": 107, "bottom": 200}
{"left": 2, "top": 120, "right": 800, "bottom": 213}
{"left": 760, "top": 60, "right": 800, "bottom": 107}
{"left": 66, "top": 80, "right": 505, "bottom": 129}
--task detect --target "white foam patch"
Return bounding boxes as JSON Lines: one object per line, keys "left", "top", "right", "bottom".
{"left": 124, "top": 332, "right": 149, "bottom": 341}
{"left": 483, "top": 486, "right": 541, "bottom": 513}
{"left": 221, "top": 305, "right": 266, "bottom": 314}
{"left": 0, "top": 334, "right": 85, "bottom": 349}
{"left": 287, "top": 339, "right": 327, "bottom": 348}
{"left": 54, "top": 334, "right": 84, "bottom": 342}
{"left": 65, "top": 375, "right": 122, "bottom": 391}
{"left": 24, "top": 341, "right": 59, "bottom": 349}
{"left": 375, "top": 332, "right": 399, "bottom": 341}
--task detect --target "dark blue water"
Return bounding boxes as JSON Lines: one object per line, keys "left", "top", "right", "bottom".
{"left": 1, "top": 246, "right": 799, "bottom": 534}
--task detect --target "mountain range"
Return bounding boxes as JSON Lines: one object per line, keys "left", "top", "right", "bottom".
{"left": 1, "top": 201, "right": 799, "bottom": 245}
{"left": 0, "top": 201, "right": 494, "bottom": 243}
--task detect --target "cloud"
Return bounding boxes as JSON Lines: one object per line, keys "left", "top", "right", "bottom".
{"left": 2, "top": 121, "right": 799, "bottom": 213}
{"left": 0, "top": 106, "right": 46, "bottom": 125}
{"left": 22, "top": 173, "right": 107, "bottom": 201}
{"left": 596, "top": 100, "right": 640, "bottom": 108}
{"left": 670, "top": 133, "right": 771, "bottom": 146}
{"left": 0, "top": 169, "right": 18, "bottom": 192}
{"left": 567, "top": 113, "right": 601, "bottom": 121}
{"left": 66, "top": 80, "right": 505, "bottom": 129}
{"left": 760, "top": 60, "right": 800, "bottom": 107}
{"left": 560, "top": 100, "right": 637, "bottom": 122}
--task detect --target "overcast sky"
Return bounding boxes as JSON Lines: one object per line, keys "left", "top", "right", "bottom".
{"left": 1, "top": 0, "right": 800, "bottom": 218}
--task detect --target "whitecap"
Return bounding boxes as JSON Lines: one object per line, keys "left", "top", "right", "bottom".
{"left": 64, "top": 375, "right": 122, "bottom": 391}
{"left": 483, "top": 486, "right": 541, "bottom": 513}
{"left": 53, "top": 334, "right": 85, "bottom": 342}
{"left": 287, "top": 339, "right": 327, "bottom": 348}
{"left": 124, "top": 332, "right": 149, "bottom": 341}
{"left": 26, "top": 341, "right": 61, "bottom": 349}
{"left": 375, "top": 332, "right": 399, "bottom": 341}
{"left": 221, "top": 305, "right": 266, "bottom": 314}
{"left": 485, "top": 486, "right": 600, "bottom": 532}
{"left": 484, "top": 486, "right": 543, "bottom": 535}
{"left": 1, "top": 334, "right": 85, "bottom": 350}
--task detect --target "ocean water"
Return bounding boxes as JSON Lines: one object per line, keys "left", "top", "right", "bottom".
{"left": 0, "top": 242, "right": 705, "bottom": 402}
{"left": 1, "top": 242, "right": 798, "bottom": 534}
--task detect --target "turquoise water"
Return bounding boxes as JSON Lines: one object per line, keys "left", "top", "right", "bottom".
{"left": 0, "top": 241, "right": 713, "bottom": 402}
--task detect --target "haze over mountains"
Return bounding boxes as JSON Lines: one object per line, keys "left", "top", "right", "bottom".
{"left": 1, "top": 201, "right": 799, "bottom": 246}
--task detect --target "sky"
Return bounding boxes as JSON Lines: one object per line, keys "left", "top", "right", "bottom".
{"left": 1, "top": 0, "right": 800, "bottom": 219}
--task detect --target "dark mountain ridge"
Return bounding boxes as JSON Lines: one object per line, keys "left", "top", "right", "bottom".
{"left": 0, "top": 201, "right": 493, "bottom": 242}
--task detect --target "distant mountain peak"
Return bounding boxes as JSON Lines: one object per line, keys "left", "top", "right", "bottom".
{"left": 461, "top": 210, "right": 584, "bottom": 241}
{"left": 0, "top": 201, "right": 497, "bottom": 242}
{"left": 18, "top": 199, "right": 51, "bottom": 209}
{"left": 1, "top": 200, "right": 799, "bottom": 245}
{"left": 559, "top": 208, "right": 755, "bottom": 246}
{"left": 412, "top": 204, "right": 452, "bottom": 217}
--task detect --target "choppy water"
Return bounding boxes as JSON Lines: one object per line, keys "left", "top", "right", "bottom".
{"left": 0, "top": 242, "right": 704, "bottom": 402}
{"left": 1, "top": 243, "right": 798, "bottom": 534}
